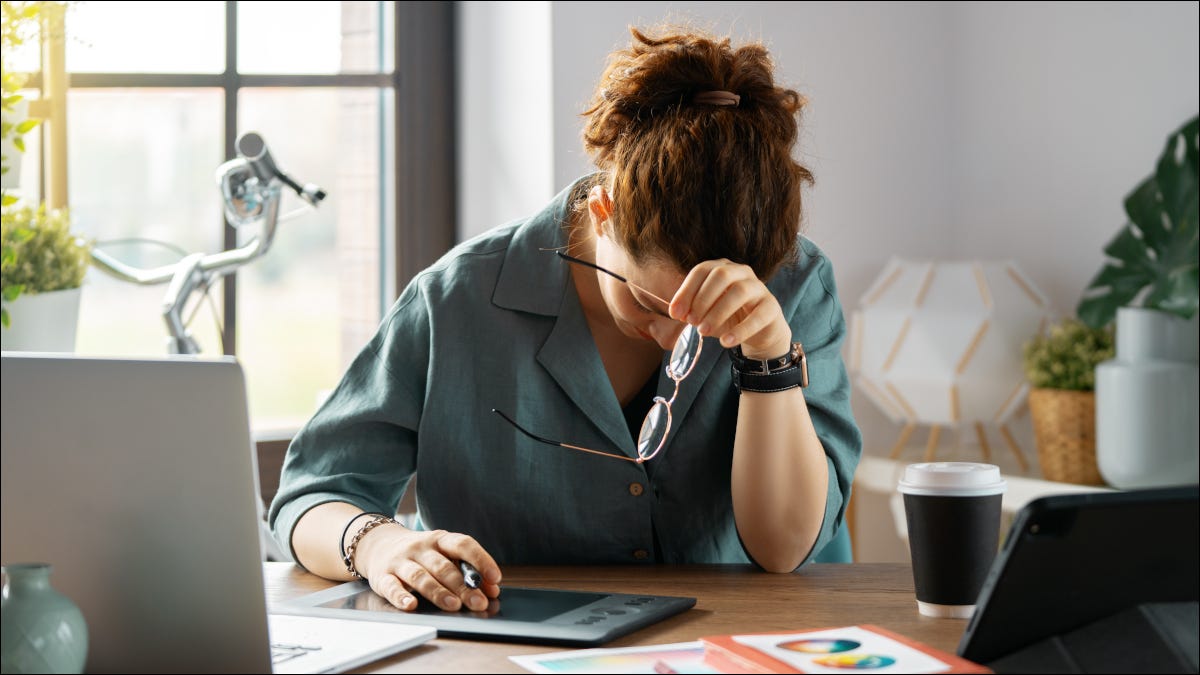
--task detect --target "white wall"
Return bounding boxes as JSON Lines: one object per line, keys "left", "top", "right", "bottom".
{"left": 946, "top": 1, "right": 1200, "bottom": 317}
{"left": 457, "top": 0, "right": 1199, "bottom": 558}
{"left": 456, "top": 1, "right": 554, "bottom": 239}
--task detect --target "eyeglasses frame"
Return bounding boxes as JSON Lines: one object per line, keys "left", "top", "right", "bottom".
{"left": 492, "top": 251, "right": 702, "bottom": 464}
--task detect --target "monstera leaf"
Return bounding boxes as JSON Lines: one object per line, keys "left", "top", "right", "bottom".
{"left": 1077, "top": 115, "right": 1199, "bottom": 329}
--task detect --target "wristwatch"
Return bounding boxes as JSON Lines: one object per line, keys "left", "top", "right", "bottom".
{"left": 729, "top": 342, "right": 809, "bottom": 393}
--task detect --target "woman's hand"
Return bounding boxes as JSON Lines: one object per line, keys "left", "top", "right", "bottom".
{"left": 353, "top": 524, "right": 502, "bottom": 612}
{"left": 668, "top": 259, "right": 791, "bottom": 359}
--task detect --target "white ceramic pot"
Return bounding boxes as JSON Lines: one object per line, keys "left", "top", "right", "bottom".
{"left": 1095, "top": 307, "right": 1199, "bottom": 488}
{"left": 0, "top": 286, "right": 82, "bottom": 352}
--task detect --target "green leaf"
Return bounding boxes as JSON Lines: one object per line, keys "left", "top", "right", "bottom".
{"left": 2, "top": 284, "right": 25, "bottom": 302}
{"left": 1078, "top": 115, "right": 1200, "bottom": 328}
{"left": 1123, "top": 177, "right": 1167, "bottom": 253}
{"left": 1157, "top": 117, "right": 1200, "bottom": 231}
{"left": 14, "top": 118, "right": 39, "bottom": 134}
{"left": 12, "top": 136, "right": 24, "bottom": 153}
{"left": 1, "top": 307, "right": 9, "bottom": 329}
{"left": 1, "top": 193, "right": 16, "bottom": 207}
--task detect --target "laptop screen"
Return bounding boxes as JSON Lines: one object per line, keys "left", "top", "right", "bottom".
{"left": 1, "top": 353, "right": 273, "bottom": 673}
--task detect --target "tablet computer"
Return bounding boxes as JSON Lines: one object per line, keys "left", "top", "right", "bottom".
{"left": 957, "top": 485, "right": 1198, "bottom": 668}
{"left": 275, "top": 581, "right": 696, "bottom": 646}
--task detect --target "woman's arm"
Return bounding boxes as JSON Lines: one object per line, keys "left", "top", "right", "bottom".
{"left": 731, "top": 388, "right": 829, "bottom": 571}
{"left": 670, "top": 256, "right": 852, "bottom": 571}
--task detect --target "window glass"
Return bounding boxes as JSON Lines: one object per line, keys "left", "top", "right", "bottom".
{"left": 238, "top": 1, "right": 391, "bottom": 74}
{"left": 68, "top": 89, "right": 225, "bottom": 356}
{"left": 237, "top": 87, "right": 388, "bottom": 430}
{"left": 39, "top": 1, "right": 395, "bottom": 433}
{"left": 67, "top": 1, "right": 225, "bottom": 74}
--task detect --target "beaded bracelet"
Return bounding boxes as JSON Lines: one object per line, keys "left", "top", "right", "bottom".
{"left": 341, "top": 513, "right": 397, "bottom": 580}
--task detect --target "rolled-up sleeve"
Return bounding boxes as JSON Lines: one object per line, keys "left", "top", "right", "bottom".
{"left": 268, "top": 281, "right": 432, "bottom": 563}
{"left": 785, "top": 242, "right": 863, "bottom": 567}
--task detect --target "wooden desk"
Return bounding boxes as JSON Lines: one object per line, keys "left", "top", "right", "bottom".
{"left": 264, "top": 562, "right": 970, "bottom": 673}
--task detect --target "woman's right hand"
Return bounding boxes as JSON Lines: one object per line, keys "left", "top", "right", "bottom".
{"left": 353, "top": 524, "right": 502, "bottom": 612}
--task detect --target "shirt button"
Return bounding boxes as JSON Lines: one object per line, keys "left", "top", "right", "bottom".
{"left": 633, "top": 549, "right": 649, "bottom": 560}
{"left": 628, "top": 482, "right": 644, "bottom": 496}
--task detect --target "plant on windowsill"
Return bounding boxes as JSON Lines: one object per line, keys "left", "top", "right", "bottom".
{"left": 1, "top": 203, "right": 90, "bottom": 346}
{"left": 1, "top": 0, "right": 89, "bottom": 351}
{"left": 1022, "top": 318, "right": 1114, "bottom": 486}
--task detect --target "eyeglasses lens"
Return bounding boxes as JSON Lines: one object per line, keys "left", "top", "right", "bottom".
{"left": 668, "top": 325, "right": 701, "bottom": 379}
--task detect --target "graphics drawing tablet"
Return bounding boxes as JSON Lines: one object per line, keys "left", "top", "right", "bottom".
{"left": 275, "top": 582, "right": 696, "bottom": 646}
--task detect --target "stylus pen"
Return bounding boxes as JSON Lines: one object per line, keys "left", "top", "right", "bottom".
{"left": 459, "top": 560, "right": 482, "bottom": 589}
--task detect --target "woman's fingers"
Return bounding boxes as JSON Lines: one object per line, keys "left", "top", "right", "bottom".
{"left": 435, "top": 531, "right": 503, "bottom": 587}
{"left": 416, "top": 549, "right": 490, "bottom": 612}
{"left": 669, "top": 258, "right": 791, "bottom": 355}
{"left": 721, "top": 301, "right": 780, "bottom": 349}
{"left": 371, "top": 570, "right": 418, "bottom": 611}
{"left": 396, "top": 558, "right": 463, "bottom": 611}
{"left": 696, "top": 279, "right": 759, "bottom": 338}
{"left": 670, "top": 259, "right": 731, "bottom": 321}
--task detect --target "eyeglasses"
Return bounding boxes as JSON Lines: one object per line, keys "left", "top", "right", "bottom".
{"left": 492, "top": 252, "right": 702, "bottom": 463}
{"left": 494, "top": 322, "right": 701, "bottom": 463}
{"left": 554, "top": 251, "right": 673, "bottom": 317}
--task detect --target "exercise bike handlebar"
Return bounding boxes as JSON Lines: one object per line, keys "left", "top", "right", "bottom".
{"left": 88, "top": 132, "right": 326, "bottom": 353}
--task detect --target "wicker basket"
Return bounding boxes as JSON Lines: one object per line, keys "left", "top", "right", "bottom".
{"left": 1028, "top": 388, "right": 1105, "bottom": 485}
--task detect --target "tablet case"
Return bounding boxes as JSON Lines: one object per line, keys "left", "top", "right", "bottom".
{"left": 986, "top": 601, "right": 1198, "bottom": 674}
{"left": 957, "top": 485, "right": 1199, "bottom": 672}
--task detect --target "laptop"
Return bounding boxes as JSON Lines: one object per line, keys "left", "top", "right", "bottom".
{"left": 1, "top": 352, "right": 434, "bottom": 673}
{"left": 957, "top": 485, "right": 1199, "bottom": 672}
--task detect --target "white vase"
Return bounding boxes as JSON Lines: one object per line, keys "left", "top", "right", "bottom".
{"left": 0, "top": 287, "right": 82, "bottom": 353}
{"left": 1095, "top": 307, "right": 1199, "bottom": 488}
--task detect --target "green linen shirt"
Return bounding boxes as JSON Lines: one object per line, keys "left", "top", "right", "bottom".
{"left": 269, "top": 177, "right": 862, "bottom": 569}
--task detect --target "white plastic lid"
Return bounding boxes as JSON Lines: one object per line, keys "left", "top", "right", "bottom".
{"left": 897, "top": 462, "right": 1006, "bottom": 497}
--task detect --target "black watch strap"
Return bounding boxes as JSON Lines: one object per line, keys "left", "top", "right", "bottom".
{"left": 729, "top": 343, "right": 809, "bottom": 393}
{"left": 730, "top": 344, "right": 796, "bottom": 374}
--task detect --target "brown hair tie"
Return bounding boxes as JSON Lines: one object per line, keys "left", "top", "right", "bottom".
{"left": 694, "top": 90, "right": 740, "bottom": 106}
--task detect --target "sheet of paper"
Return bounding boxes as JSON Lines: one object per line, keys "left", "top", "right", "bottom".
{"left": 268, "top": 613, "right": 435, "bottom": 674}
{"left": 511, "top": 641, "right": 725, "bottom": 674}
{"left": 731, "top": 625, "right": 951, "bottom": 674}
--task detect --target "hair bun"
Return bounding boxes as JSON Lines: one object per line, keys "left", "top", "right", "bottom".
{"left": 579, "top": 24, "right": 813, "bottom": 281}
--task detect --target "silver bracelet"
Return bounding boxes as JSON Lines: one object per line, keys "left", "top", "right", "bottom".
{"left": 342, "top": 514, "right": 397, "bottom": 580}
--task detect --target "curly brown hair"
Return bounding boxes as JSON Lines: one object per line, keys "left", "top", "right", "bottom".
{"left": 580, "top": 25, "right": 813, "bottom": 280}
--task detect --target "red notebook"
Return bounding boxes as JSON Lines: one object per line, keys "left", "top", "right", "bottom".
{"left": 700, "top": 624, "right": 992, "bottom": 674}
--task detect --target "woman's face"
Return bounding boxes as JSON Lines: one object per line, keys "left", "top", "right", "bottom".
{"left": 592, "top": 231, "right": 687, "bottom": 352}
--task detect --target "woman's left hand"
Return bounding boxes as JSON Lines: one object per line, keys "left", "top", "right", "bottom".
{"left": 668, "top": 259, "right": 792, "bottom": 359}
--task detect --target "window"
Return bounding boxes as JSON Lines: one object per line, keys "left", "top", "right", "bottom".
{"left": 51, "top": 1, "right": 398, "bottom": 432}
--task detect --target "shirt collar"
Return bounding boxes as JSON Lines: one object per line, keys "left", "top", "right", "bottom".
{"left": 491, "top": 175, "right": 594, "bottom": 316}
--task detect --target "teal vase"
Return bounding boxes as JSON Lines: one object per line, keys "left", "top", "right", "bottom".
{"left": 1, "top": 564, "right": 88, "bottom": 674}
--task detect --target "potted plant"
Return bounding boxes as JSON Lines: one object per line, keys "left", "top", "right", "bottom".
{"left": 1, "top": 203, "right": 90, "bottom": 350}
{"left": 1076, "top": 114, "right": 1199, "bottom": 488}
{"left": 1022, "top": 319, "right": 1114, "bottom": 485}
{"left": 1, "top": 1, "right": 88, "bottom": 352}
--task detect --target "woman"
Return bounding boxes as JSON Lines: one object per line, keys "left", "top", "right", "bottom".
{"left": 270, "top": 25, "right": 861, "bottom": 614}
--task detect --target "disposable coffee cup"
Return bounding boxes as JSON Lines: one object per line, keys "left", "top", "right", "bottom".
{"left": 898, "top": 462, "right": 1006, "bottom": 619}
